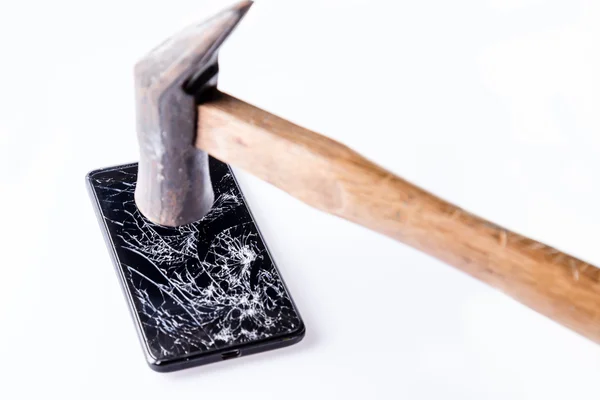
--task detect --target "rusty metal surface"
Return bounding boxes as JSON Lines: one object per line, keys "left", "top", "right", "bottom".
{"left": 134, "top": 1, "right": 252, "bottom": 226}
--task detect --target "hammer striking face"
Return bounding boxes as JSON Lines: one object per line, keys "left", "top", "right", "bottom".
{"left": 134, "top": 1, "right": 252, "bottom": 227}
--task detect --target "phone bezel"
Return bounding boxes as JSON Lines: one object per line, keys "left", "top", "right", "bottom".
{"left": 86, "top": 162, "right": 305, "bottom": 372}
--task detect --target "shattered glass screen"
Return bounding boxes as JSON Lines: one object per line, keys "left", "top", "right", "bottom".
{"left": 88, "top": 160, "right": 302, "bottom": 361}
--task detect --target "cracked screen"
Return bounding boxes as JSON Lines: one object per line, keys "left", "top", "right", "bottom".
{"left": 88, "top": 159, "right": 302, "bottom": 362}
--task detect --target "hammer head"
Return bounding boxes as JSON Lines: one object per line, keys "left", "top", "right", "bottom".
{"left": 134, "top": 1, "right": 252, "bottom": 227}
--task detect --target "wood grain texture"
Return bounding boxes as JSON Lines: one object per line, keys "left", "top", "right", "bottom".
{"left": 196, "top": 91, "right": 600, "bottom": 344}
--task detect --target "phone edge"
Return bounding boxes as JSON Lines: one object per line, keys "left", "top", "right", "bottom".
{"left": 85, "top": 164, "right": 306, "bottom": 372}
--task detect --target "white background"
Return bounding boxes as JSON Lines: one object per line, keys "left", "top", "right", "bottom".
{"left": 1, "top": 0, "right": 599, "bottom": 398}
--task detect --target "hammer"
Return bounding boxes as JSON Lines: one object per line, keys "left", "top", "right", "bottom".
{"left": 134, "top": 1, "right": 600, "bottom": 345}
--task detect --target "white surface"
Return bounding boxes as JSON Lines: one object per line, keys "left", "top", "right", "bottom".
{"left": 1, "top": 0, "right": 599, "bottom": 398}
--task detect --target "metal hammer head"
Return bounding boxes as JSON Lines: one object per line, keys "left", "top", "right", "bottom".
{"left": 134, "top": 1, "right": 252, "bottom": 227}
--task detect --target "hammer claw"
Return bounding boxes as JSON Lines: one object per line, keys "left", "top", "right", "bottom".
{"left": 135, "top": 1, "right": 252, "bottom": 95}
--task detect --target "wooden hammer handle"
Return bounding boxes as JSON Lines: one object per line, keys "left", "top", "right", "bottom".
{"left": 197, "top": 91, "right": 600, "bottom": 344}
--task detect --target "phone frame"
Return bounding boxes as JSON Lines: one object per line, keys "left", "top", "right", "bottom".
{"left": 86, "top": 162, "right": 305, "bottom": 372}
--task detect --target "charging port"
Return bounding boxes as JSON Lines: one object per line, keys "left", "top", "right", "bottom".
{"left": 221, "top": 350, "right": 241, "bottom": 360}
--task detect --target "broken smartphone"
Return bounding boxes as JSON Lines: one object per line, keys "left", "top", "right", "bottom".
{"left": 86, "top": 159, "right": 304, "bottom": 372}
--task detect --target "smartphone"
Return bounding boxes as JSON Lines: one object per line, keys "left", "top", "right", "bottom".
{"left": 86, "top": 159, "right": 304, "bottom": 372}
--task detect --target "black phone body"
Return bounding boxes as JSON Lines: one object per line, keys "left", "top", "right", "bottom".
{"left": 86, "top": 160, "right": 304, "bottom": 372}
